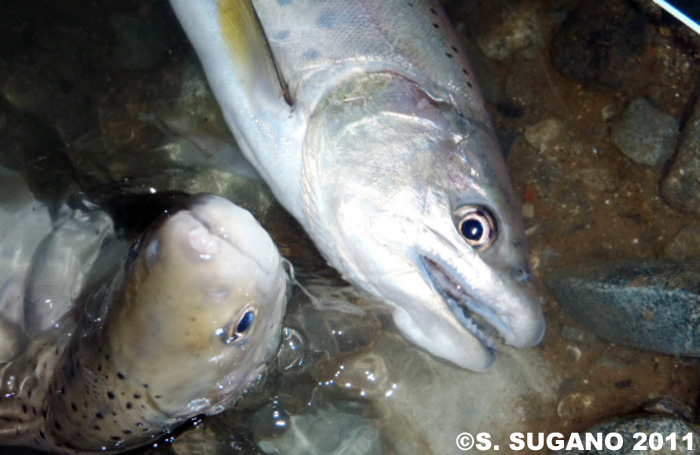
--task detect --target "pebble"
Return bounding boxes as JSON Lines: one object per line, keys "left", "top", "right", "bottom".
{"left": 609, "top": 98, "right": 679, "bottom": 168}
{"left": 661, "top": 101, "right": 700, "bottom": 216}
{"left": 524, "top": 118, "right": 564, "bottom": 152}
{"left": 547, "top": 259, "right": 700, "bottom": 356}
{"left": 551, "top": 0, "right": 648, "bottom": 90}
{"left": 665, "top": 225, "right": 700, "bottom": 259}
{"left": 477, "top": 4, "right": 542, "bottom": 61}
{"left": 256, "top": 404, "right": 381, "bottom": 455}
{"left": 553, "top": 415, "right": 700, "bottom": 455}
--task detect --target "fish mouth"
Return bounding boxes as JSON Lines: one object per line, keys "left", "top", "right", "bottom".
{"left": 422, "top": 257, "right": 510, "bottom": 353}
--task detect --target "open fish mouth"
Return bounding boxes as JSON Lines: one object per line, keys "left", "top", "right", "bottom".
{"left": 422, "top": 257, "right": 510, "bottom": 353}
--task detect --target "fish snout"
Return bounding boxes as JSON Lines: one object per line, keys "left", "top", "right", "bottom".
{"left": 501, "top": 278, "right": 546, "bottom": 348}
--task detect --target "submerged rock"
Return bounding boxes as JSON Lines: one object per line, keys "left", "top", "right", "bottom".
{"left": 665, "top": 225, "right": 700, "bottom": 259}
{"left": 662, "top": 101, "right": 700, "bottom": 216}
{"left": 610, "top": 98, "right": 679, "bottom": 168}
{"left": 552, "top": 0, "right": 648, "bottom": 90}
{"left": 547, "top": 260, "right": 700, "bottom": 356}
{"left": 256, "top": 403, "right": 381, "bottom": 455}
{"left": 554, "top": 414, "right": 700, "bottom": 455}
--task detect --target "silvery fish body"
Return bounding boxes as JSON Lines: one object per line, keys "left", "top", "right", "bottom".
{"left": 0, "top": 190, "right": 288, "bottom": 454}
{"left": 169, "top": 0, "right": 545, "bottom": 370}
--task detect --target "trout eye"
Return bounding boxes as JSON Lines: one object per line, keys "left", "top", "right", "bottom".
{"left": 454, "top": 205, "right": 496, "bottom": 250}
{"left": 219, "top": 307, "right": 257, "bottom": 345}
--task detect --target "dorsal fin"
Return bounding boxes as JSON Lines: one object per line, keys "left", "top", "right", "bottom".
{"left": 218, "top": 0, "right": 291, "bottom": 105}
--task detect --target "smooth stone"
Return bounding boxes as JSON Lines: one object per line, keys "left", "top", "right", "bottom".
{"left": 554, "top": 414, "right": 700, "bottom": 455}
{"left": 665, "top": 225, "right": 700, "bottom": 259}
{"left": 609, "top": 98, "right": 679, "bottom": 168}
{"left": 477, "top": 4, "right": 542, "bottom": 61}
{"left": 547, "top": 259, "right": 700, "bottom": 356}
{"left": 661, "top": 101, "right": 700, "bottom": 216}
{"left": 256, "top": 404, "right": 381, "bottom": 455}
{"left": 552, "top": 0, "right": 647, "bottom": 90}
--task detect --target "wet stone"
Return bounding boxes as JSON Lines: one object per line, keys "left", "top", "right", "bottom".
{"left": 552, "top": 0, "right": 648, "bottom": 90}
{"left": 553, "top": 414, "right": 700, "bottom": 455}
{"left": 609, "top": 98, "right": 679, "bottom": 168}
{"left": 547, "top": 259, "right": 700, "bottom": 356}
{"left": 665, "top": 225, "right": 700, "bottom": 259}
{"left": 524, "top": 119, "right": 564, "bottom": 152}
{"left": 477, "top": 4, "right": 542, "bottom": 61}
{"left": 661, "top": 101, "right": 700, "bottom": 216}
{"left": 256, "top": 404, "right": 381, "bottom": 455}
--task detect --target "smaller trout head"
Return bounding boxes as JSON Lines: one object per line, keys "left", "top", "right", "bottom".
{"left": 304, "top": 73, "right": 544, "bottom": 371}
{"left": 106, "top": 194, "right": 287, "bottom": 416}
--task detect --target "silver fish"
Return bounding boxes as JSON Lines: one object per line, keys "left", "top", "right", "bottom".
{"left": 169, "top": 0, "right": 545, "bottom": 370}
{"left": 0, "top": 194, "right": 287, "bottom": 453}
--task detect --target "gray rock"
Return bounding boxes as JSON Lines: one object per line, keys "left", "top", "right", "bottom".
{"left": 256, "top": 404, "right": 381, "bottom": 455}
{"left": 662, "top": 101, "right": 700, "bottom": 216}
{"left": 554, "top": 414, "right": 700, "bottom": 455}
{"left": 552, "top": 0, "right": 648, "bottom": 90}
{"left": 610, "top": 98, "right": 679, "bottom": 168}
{"left": 547, "top": 259, "right": 700, "bottom": 356}
{"left": 665, "top": 225, "right": 700, "bottom": 259}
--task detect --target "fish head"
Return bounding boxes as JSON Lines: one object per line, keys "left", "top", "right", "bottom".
{"left": 304, "top": 73, "right": 544, "bottom": 371}
{"left": 107, "top": 194, "right": 287, "bottom": 416}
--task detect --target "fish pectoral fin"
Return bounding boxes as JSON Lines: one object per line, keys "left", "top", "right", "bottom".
{"left": 219, "top": 0, "right": 291, "bottom": 106}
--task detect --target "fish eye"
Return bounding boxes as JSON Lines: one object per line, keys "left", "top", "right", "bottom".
{"left": 220, "top": 307, "right": 257, "bottom": 345}
{"left": 454, "top": 205, "right": 496, "bottom": 250}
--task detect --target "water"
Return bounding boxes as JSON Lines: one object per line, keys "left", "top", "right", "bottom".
{"left": 1, "top": 0, "right": 700, "bottom": 454}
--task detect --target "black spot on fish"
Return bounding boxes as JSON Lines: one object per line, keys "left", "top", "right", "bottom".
{"left": 135, "top": 422, "right": 144, "bottom": 428}
{"left": 40, "top": 430, "right": 46, "bottom": 439}
{"left": 96, "top": 412, "right": 104, "bottom": 419}
{"left": 407, "top": 1, "right": 413, "bottom": 6}
{"left": 107, "top": 391, "right": 115, "bottom": 399}
{"left": 105, "top": 354, "right": 110, "bottom": 361}
{"left": 452, "top": 45, "right": 459, "bottom": 53}
{"left": 28, "top": 389, "right": 33, "bottom": 398}
{"left": 155, "top": 395, "right": 162, "bottom": 399}
{"left": 316, "top": 10, "right": 338, "bottom": 29}
{"left": 445, "top": 52, "right": 453, "bottom": 58}
{"left": 467, "top": 81, "right": 473, "bottom": 88}
{"left": 124, "top": 430, "right": 133, "bottom": 434}
{"left": 54, "top": 421, "right": 61, "bottom": 431}
{"left": 126, "top": 402, "right": 133, "bottom": 409}
{"left": 97, "top": 364, "right": 102, "bottom": 372}
{"left": 143, "top": 384, "right": 149, "bottom": 388}
{"left": 433, "top": 23, "right": 439, "bottom": 28}
{"left": 94, "top": 425, "right": 101, "bottom": 430}
{"left": 430, "top": 8, "right": 437, "bottom": 14}
{"left": 117, "top": 372, "right": 126, "bottom": 380}
{"left": 462, "top": 68, "right": 469, "bottom": 75}
{"left": 33, "top": 438, "right": 40, "bottom": 445}
{"left": 111, "top": 436, "right": 121, "bottom": 441}
{"left": 22, "top": 404, "right": 27, "bottom": 414}
{"left": 133, "top": 394, "right": 141, "bottom": 399}
{"left": 71, "top": 402, "right": 77, "bottom": 412}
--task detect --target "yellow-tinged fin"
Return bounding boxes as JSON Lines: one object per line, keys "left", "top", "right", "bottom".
{"left": 219, "top": 0, "right": 291, "bottom": 105}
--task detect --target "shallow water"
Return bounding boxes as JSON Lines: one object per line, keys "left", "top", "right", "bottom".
{"left": 2, "top": 0, "right": 700, "bottom": 454}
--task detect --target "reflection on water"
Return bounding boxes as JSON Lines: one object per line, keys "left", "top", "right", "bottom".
{"left": 1, "top": 0, "right": 700, "bottom": 454}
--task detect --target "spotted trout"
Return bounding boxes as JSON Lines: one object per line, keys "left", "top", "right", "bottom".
{"left": 0, "top": 194, "right": 288, "bottom": 453}
{"left": 169, "top": 0, "right": 545, "bottom": 370}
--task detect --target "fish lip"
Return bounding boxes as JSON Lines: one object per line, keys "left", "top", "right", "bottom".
{"left": 421, "top": 256, "right": 509, "bottom": 353}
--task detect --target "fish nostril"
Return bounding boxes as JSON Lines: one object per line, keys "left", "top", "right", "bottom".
{"left": 188, "top": 226, "right": 220, "bottom": 256}
{"left": 515, "top": 267, "right": 530, "bottom": 283}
